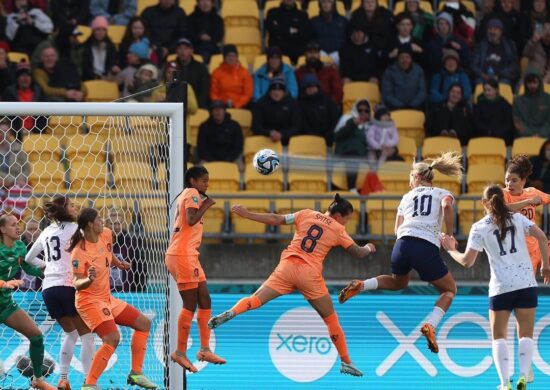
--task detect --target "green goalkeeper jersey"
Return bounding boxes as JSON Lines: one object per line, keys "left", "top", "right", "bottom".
{"left": 0, "top": 241, "right": 42, "bottom": 305}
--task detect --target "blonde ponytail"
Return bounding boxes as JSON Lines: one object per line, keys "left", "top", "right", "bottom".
{"left": 412, "top": 151, "right": 463, "bottom": 183}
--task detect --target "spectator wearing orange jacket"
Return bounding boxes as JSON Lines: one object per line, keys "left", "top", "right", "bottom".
{"left": 210, "top": 44, "right": 253, "bottom": 108}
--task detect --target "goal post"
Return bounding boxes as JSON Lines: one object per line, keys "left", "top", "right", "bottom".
{"left": 0, "top": 102, "right": 184, "bottom": 390}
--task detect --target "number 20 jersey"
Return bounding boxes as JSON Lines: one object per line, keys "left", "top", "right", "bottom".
{"left": 280, "top": 209, "right": 355, "bottom": 274}
{"left": 396, "top": 186, "right": 453, "bottom": 248}
{"left": 26, "top": 222, "right": 78, "bottom": 290}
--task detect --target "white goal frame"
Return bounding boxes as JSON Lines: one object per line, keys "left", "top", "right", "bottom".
{"left": 0, "top": 102, "right": 185, "bottom": 390}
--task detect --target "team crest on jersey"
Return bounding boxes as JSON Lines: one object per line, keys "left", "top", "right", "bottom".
{"left": 192, "top": 196, "right": 199, "bottom": 204}
{"left": 102, "top": 308, "right": 111, "bottom": 316}
{"left": 72, "top": 260, "right": 79, "bottom": 269}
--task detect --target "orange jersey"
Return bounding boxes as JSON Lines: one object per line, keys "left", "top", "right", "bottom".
{"left": 71, "top": 228, "right": 114, "bottom": 306}
{"left": 166, "top": 188, "right": 204, "bottom": 256}
{"left": 280, "top": 209, "right": 355, "bottom": 273}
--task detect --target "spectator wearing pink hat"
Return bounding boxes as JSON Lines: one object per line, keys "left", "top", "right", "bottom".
{"left": 5, "top": 0, "right": 53, "bottom": 55}
{"left": 90, "top": 0, "right": 137, "bottom": 26}
{"left": 80, "top": 15, "right": 120, "bottom": 81}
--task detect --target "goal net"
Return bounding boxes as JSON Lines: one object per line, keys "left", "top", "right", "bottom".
{"left": 0, "top": 103, "right": 184, "bottom": 390}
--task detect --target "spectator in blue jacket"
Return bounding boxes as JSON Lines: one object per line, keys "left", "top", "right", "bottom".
{"left": 310, "top": 0, "right": 347, "bottom": 65}
{"left": 381, "top": 44, "right": 426, "bottom": 110}
{"left": 429, "top": 48, "right": 471, "bottom": 104}
{"left": 253, "top": 46, "right": 298, "bottom": 102}
{"left": 90, "top": 0, "right": 137, "bottom": 26}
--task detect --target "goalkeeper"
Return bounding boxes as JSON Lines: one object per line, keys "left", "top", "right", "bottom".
{"left": 0, "top": 214, "right": 56, "bottom": 390}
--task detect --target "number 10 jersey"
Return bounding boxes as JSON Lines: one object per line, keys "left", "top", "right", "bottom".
{"left": 26, "top": 222, "right": 78, "bottom": 290}
{"left": 396, "top": 186, "right": 453, "bottom": 248}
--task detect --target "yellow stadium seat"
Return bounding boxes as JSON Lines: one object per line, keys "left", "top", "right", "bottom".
{"left": 422, "top": 136, "right": 462, "bottom": 160}
{"left": 352, "top": 0, "right": 388, "bottom": 9}
{"left": 166, "top": 53, "right": 203, "bottom": 63}
{"left": 203, "top": 162, "right": 241, "bottom": 191}
{"left": 243, "top": 135, "right": 283, "bottom": 164}
{"left": 433, "top": 173, "right": 462, "bottom": 195}
{"left": 398, "top": 136, "right": 417, "bottom": 164}
{"left": 392, "top": 109, "right": 426, "bottom": 147}
{"left": 70, "top": 161, "right": 107, "bottom": 192}
{"left": 22, "top": 134, "right": 63, "bottom": 163}
{"left": 76, "top": 25, "right": 92, "bottom": 44}
{"left": 189, "top": 109, "right": 209, "bottom": 147}
{"left": 296, "top": 54, "right": 334, "bottom": 67}
{"left": 288, "top": 135, "right": 327, "bottom": 158}
{"left": 107, "top": 25, "right": 126, "bottom": 46}
{"left": 114, "top": 161, "right": 155, "bottom": 191}
{"left": 511, "top": 137, "right": 546, "bottom": 158}
{"left": 307, "top": 0, "right": 346, "bottom": 17}
{"left": 7, "top": 51, "right": 29, "bottom": 63}
{"left": 457, "top": 196, "right": 485, "bottom": 237}
{"left": 264, "top": 0, "right": 290, "bottom": 13}
{"left": 288, "top": 170, "right": 327, "bottom": 192}
{"left": 225, "top": 26, "right": 262, "bottom": 64}
{"left": 467, "top": 164, "right": 505, "bottom": 193}
{"left": 83, "top": 80, "right": 119, "bottom": 102}
{"left": 517, "top": 83, "right": 550, "bottom": 95}
{"left": 473, "top": 83, "right": 513, "bottom": 105}
{"left": 109, "top": 133, "right": 159, "bottom": 163}
{"left": 137, "top": 0, "right": 156, "bottom": 14}
{"left": 377, "top": 161, "right": 410, "bottom": 193}
{"left": 366, "top": 195, "right": 401, "bottom": 236}
{"left": 394, "top": 0, "right": 433, "bottom": 13}
{"left": 179, "top": 0, "right": 195, "bottom": 14}
{"left": 438, "top": 0, "right": 476, "bottom": 14}
{"left": 208, "top": 53, "right": 249, "bottom": 73}
{"left": 48, "top": 115, "right": 83, "bottom": 136}
{"left": 244, "top": 163, "right": 283, "bottom": 192}
{"left": 252, "top": 54, "right": 292, "bottom": 71}
{"left": 343, "top": 82, "right": 380, "bottom": 113}
{"left": 66, "top": 134, "right": 108, "bottom": 163}
{"left": 467, "top": 137, "right": 506, "bottom": 167}
{"left": 520, "top": 57, "right": 529, "bottom": 74}
{"left": 30, "top": 160, "right": 67, "bottom": 193}
{"left": 93, "top": 197, "right": 132, "bottom": 224}
{"left": 222, "top": 1, "right": 260, "bottom": 27}
{"left": 231, "top": 197, "right": 271, "bottom": 235}
{"left": 275, "top": 193, "right": 319, "bottom": 234}
{"left": 227, "top": 108, "right": 252, "bottom": 136}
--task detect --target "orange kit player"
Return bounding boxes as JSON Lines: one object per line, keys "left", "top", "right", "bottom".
{"left": 165, "top": 166, "right": 226, "bottom": 372}
{"left": 208, "top": 194, "right": 375, "bottom": 376}
{"left": 504, "top": 155, "right": 550, "bottom": 274}
{"left": 68, "top": 208, "right": 157, "bottom": 390}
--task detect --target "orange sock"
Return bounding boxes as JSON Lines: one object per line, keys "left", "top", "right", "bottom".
{"left": 197, "top": 308, "right": 211, "bottom": 349}
{"left": 131, "top": 330, "right": 149, "bottom": 373}
{"left": 177, "top": 309, "right": 194, "bottom": 353}
{"left": 323, "top": 312, "right": 350, "bottom": 364}
{"left": 86, "top": 343, "right": 115, "bottom": 384}
{"left": 231, "top": 295, "right": 262, "bottom": 315}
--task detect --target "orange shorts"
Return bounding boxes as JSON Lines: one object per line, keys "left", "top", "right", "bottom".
{"left": 165, "top": 254, "right": 206, "bottom": 285}
{"left": 77, "top": 297, "right": 129, "bottom": 332}
{"left": 264, "top": 258, "right": 328, "bottom": 300}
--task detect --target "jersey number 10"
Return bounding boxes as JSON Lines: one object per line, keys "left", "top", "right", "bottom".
{"left": 412, "top": 195, "right": 433, "bottom": 217}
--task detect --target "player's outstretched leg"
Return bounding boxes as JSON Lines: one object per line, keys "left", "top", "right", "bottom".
{"left": 208, "top": 295, "right": 262, "bottom": 329}
{"left": 338, "top": 280, "right": 364, "bottom": 304}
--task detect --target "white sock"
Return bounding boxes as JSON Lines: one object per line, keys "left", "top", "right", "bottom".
{"left": 362, "top": 277, "right": 378, "bottom": 291}
{"left": 80, "top": 333, "right": 95, "bottom": 375}
{"left": 518, "top": 337, "right": 534, "bottom": 377}
{"left": 60, "top": 330, "right": 78, "bottom": 378}
{"left": 492, "top": 338, "right": 509, "bottom": 386}
{"left": 426, "top": 306, "right": 445, "bottom": 328}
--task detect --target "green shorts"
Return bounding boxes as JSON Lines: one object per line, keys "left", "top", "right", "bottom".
{"left": 0, "top": 299, "right": 20, "bottom": 323}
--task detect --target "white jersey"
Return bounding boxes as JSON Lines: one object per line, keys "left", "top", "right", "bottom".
{"left": 396, "top": 186, "right": 453, "bottom": 248}
{"left": 25, "top": 222, "right": 78, "bottom": 290}
{"left": 466, "top": 213, "right": 537, "bottom": 297}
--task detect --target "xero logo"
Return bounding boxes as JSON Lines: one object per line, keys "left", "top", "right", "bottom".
{"left": 269, "top": 307, "right": 337, "bottom": 382}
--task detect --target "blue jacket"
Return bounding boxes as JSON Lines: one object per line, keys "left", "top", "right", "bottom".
{"left": 429, "top": 68, "right": 472, "bottom": 104}
{"left": 311, "top": 12, "right": 348, "bottom": 54}
{"left": 381, "top": 62, "right": 426, "bottom": 109}
{"left": 90, "top": 0, "right": 136, "bottom": 25}
{"left": 253, "top": 63, "right": 298, "bottom": 102}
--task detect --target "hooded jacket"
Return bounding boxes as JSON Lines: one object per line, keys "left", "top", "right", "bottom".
{"left": 265, "top": 3, "right": 311, "bottom": 63}
{"left": 295, "top": 61, "right": 343, "bottom": 105}
{"left": 429, "top": 67, "right": 472, "bottom": 104}
{"left": 197, "top": 112, "right": 243, "bottom": 162}
{"left": 334, "top": 99, "right": 369, "bottom": 156}
{"left": 513, "top": 68, "right": 550, "bottom": 138}
{"left": 471, "top": 35, "right": 519, "bottom": 83}
{"left": 210, "top": 62, "right": 253, "bottom": 108}
{"left": 253, "top": 63, "right": 298, "bottom": 102}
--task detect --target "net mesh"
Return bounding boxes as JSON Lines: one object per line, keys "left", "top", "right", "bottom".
{"left": 0, "top": 113, "right": 171, "bottom": 389}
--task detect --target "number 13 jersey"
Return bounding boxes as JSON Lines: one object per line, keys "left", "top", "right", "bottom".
{"left": 397, "top": 186, "right": 453, "bottom": 248}
{"left": 280, "top": 209, "right": 355, "bottom": 273}
{"left": 26, "top": 222, "right": 78, "bottom": 290}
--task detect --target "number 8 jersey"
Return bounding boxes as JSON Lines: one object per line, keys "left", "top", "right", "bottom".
{"left": 26, "top": 222, "right": 78, "bottom": 290}
{"left": 396, "top": 186, "right": 453, "bottom": 248}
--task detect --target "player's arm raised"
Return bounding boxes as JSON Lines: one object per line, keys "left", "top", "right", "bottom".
{"left": 187, "top": 195, "right": 216, "bottom": 226}
{"left": 231, "top": 204, "right": 286, "bottom": 225}
{"left": 346, "top": 243, "right": 376, "bottom": 258}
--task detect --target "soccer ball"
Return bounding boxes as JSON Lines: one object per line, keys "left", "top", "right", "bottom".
{"left": 253, "top": 149, "right": 280, "bottom": 175}
{"left": 16, "top": 355, "right": 55, "bottom": 378}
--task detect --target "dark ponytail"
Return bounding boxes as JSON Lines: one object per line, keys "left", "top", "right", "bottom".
{"left": 67, "top": 208, "right": 98, "bottom": 252}
{"left": 43, "top": 196, "right": 74, "bottom": 223}
{"left": 327, "top": 193, "right": 354, "bottom": 217}
{"left": 484, "top": 185, "right": 513, "bottom": 240}
{"left": 506, "top": 154, "right": 533, "bottom": 179}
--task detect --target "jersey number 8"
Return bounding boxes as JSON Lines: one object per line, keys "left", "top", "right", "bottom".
{"left": 301, "top": 225, "right": 324, "bottom": 253}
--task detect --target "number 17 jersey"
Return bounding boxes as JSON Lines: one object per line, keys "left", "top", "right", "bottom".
{"left": 280, "top": 209, "right": 355, "bottom": 274}
{"left": 397, "top": 186, "right": 453, "bottom": 248}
